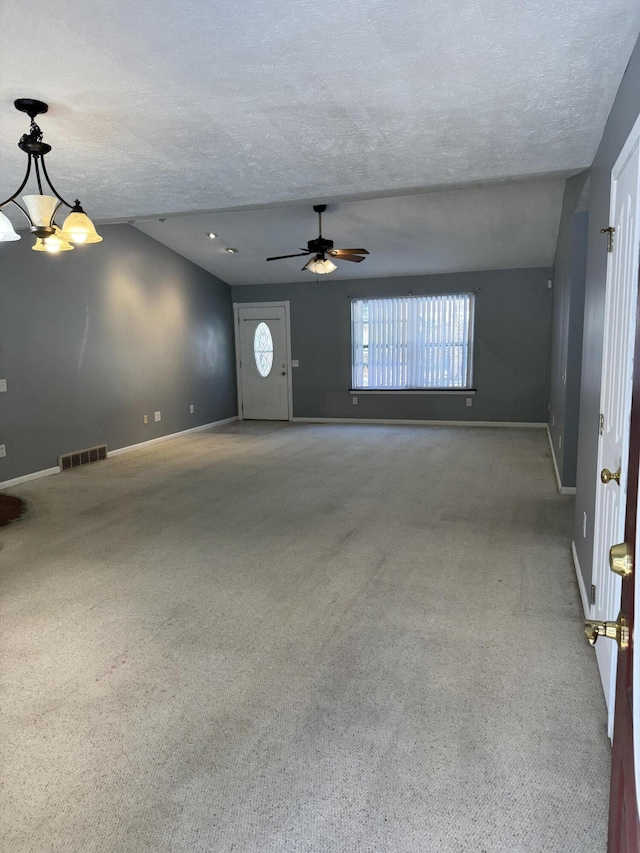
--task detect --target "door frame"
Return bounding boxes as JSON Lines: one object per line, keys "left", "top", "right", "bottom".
{"left": 233, "top": 301, "right": 293, "bottom": 422}
{"left": 591, "top": 111, "right": 640, "bottom": 738}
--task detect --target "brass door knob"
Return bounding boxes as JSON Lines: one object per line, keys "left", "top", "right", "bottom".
{"left": 610, "top": 542, "right": 633, "bottom": 578}
{"left": 601, "top": 467, "right": 621, "bottom": 485}
{"left": 585, "top": 610, "right": 629, "bottom": 650}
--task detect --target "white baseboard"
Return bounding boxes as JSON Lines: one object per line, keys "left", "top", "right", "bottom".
{"left": 0, "top": 416, "right": 238, "bottom": 489}
{"left": 546, "top": 425, "right": 576, "bottom": 494}
{"left": 108, "top": 416, "right": 238, "bottom": 458}
{"left": 0, "top": 466, "right": 60, "bottom": 490}
{"left": 572, "top": 540, "right": 592, "bottom": 618}
{"left": 547, "top": 424, "right": 563, "bottom": 491}
{"left": 293, "top": 417, "right": 547, "bottom": 428}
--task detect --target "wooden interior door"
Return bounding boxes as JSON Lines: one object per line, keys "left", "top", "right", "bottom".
{"left": 607, "top": 270, "right": 640, "bottom": 851}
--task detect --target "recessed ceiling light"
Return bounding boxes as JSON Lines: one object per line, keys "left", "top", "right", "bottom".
{"left": 226, "top": 247, "right": 238, "bottom": 254}
{"left": 208, "top": 232, "right": 217, "bottom": 239}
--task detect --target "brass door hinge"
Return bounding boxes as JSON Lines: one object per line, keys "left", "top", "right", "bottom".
{"left": 600, "top": 226, "right": 615, "bottom": 253}
{"left": 590, "top": 584, "right": 597, "bottom": 606}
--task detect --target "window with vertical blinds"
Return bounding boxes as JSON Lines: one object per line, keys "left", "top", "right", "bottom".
{"left": 351, "top": 294, "right": 474, "bottom": 390}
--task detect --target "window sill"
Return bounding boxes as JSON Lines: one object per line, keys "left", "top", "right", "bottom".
{"left": 349, "top": 389, "right": 477, "bottom": 396}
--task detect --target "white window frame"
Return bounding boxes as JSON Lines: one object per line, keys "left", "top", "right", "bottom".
{"left": 351, "top": 294, "right": 475, "bottom": 393}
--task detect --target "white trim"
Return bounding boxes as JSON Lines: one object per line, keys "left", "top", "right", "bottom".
{"left": 546, "top": 424, "right": 576, "bottom": 494}
{"left": 572, "top": 540, "right": 593, "bottom": 619}
{"left": 0, "top": 466, "right": 60, "bottom": 489}
{"left": 293, "top": 417, "right": 546, "bottom": 428}
{"left": 614, "top": 111, "right": 640, "bottom": 176}
{"left": 233, "top": 301, "right": 293, "bottom": 422}
{"left": 108, "top": 417, "right": 237, "bottom": 457}
{"left": 547, "top": 424, "right": 563, "bottom": 491}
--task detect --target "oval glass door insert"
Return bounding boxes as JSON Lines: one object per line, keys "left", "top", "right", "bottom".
{"left": 254, "top": 322, "right": 274, "bottom": 377}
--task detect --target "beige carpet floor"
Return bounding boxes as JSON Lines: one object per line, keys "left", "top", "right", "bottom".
{"left": 0, "top": 422, "right": 610, "bottom": 852}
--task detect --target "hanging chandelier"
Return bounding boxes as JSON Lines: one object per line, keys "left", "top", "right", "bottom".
{"left": 0, "top": 99, "right": 102, "bottom": 252}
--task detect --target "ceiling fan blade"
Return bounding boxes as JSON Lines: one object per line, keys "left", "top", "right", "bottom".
{"left": 266, "top": 252, "right": 311, "bottom": 261}
{"left": 328, "top": 248, "right": 369, "bottom": 256}
{"left": 335, "top": 253, "right": 366, "bottom": 263}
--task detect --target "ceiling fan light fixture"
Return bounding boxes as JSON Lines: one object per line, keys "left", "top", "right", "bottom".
{"left": 267, "top": 205, "right": 368, "bottom": 273}
{"left": 0, "top": 211, "right": 20, "bottom": 241}
{"left": 304, "top": 255, "right": 337, "bottom": 275}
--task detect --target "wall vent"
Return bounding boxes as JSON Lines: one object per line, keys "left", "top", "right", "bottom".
{"left": 59, "top": 444, "right": 107, "bottom": 472}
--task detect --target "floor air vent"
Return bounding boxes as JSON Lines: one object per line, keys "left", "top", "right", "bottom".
{"left": 59, "top": 444, "right": 107, "bottom": 472}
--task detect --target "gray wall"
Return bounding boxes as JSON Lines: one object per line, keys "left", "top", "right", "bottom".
{"left": 0, "top": 224, "right": 236, "bottom": 483}
{"left": 564, "top": 212, "right": 589, "bottom": 487}
{"left": 234, "top": 267, "right": 552, "bottom": 423}
{"left": 548, "top": 170, "right": 589, "bottom": 489}
{"left": 574, "top": 34, "right": 640, "bottom": 588}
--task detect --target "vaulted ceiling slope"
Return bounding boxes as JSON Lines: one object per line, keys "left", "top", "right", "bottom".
{"left": 0, "top": 1, "right": 638, "bottom": 283}
{"left": 134, "top": 181, "right": 567, "bottom": 284}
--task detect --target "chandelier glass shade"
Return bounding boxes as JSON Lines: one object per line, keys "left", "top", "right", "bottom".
{"left": 0, "top": 99, "right": 102, "bottom": 253}
{"left": 0, "top": 211, "right": 21, "bottom": 241}
{"left": 32, "top": 227, "right": 74, "bottom": 253}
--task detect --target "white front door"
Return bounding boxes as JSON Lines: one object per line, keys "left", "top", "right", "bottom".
{"left": 235, "top": 303, "right": 291, "bottom": 420}
{"left": 592, "top": 118, "right": 640, "bottom": 739}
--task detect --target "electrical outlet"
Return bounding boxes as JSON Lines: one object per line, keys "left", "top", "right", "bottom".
{"left": 143, "top": 414, "right": 148, "bottom": 424}
{"left": 0, "top": 379, "right": 6, "bottom": 392}
{"left": 291, "top": 360, "right": 299, "bottom": 368}
{"left": 0, "top": 444, "right": 6, "bottom": 458}
{"left": 352, "top": 396, "right": 358, "bottom": 405}
{"left": 190, "top": 404, "right": 195, "bottom": 414}
{"left": 154, "top": 411, "right": 161, "bottom": 422}
{"left": 466, "top": 398, "right": 472, "bottom": 407}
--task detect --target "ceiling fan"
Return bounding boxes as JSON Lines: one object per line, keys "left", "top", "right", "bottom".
{"left": 266, "top": 204, "right": 369, "bottom": 274}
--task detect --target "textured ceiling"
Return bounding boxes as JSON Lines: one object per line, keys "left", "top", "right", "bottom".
{"left": 0, "top": 0, "right": 638, "bottom": 283}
